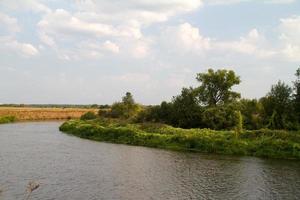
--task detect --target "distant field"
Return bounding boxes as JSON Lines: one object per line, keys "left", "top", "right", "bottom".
{"left": 0, "top": 107, "right": 98, "bottom": 121}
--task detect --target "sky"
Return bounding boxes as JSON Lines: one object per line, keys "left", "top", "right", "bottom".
{"left": 0, "top": 0, "right": 299, "bottom": 105}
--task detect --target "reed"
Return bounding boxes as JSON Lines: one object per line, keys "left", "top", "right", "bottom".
{"left": 0, "top": 107, "right": 98, "bottom": 121}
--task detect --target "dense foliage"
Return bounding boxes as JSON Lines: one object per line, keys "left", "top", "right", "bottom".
{"left": 136, "top": 68, "right": 300, "bottom": 131}
{"left": 60, "top": 119, "right": 300, "bottom": 159}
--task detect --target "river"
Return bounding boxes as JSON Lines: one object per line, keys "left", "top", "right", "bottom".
{"left": 0, "top": 122, "right": 299, "bottom": 200}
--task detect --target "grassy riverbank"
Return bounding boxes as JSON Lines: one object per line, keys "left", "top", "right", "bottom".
{"left": 0, "top": 107, "right": 97, "bottom": 122}
{"left": 60, "top": 119, "right": 300, "bottom": 160}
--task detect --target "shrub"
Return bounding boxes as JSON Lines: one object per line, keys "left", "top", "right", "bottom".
{"left": 98, "top": 109, "right": 110, "bottom": 118}
{"left": 80, "top": 111, "right": 97, "bottom": 120}
{"left": 0, "top": 116, "right": 16, "bottom": 124}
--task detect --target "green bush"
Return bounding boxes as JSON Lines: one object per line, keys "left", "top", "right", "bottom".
{"left": 80, "top": 111, "right": 97, "bottom": 120}
{"left": 0, "top": 116, "right": 16, "bottom": 124}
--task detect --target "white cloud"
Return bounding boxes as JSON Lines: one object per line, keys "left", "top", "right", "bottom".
{"left": 75, "top": 0, "right": 203, "bottom": 26}
{"left": 37, "top": 0, "right": 203, "bottom": 42}
{"left": 38, "top": 9, "right": 121, "bottom": 38}
{"left": 37, "top": 6, "right": 159, "bottom": 60}
{"left": 103, "top": 41, "right": 120, "bottom": 53}
{"left": 279, "top": 16, "right": 300, "bottom": 61}
{"left": 158, "top": 24, "right": 276, "bottom": 58}
{"left": 0, "top": 0, "right": 51, "bottom": 13}
{"left": 0, "top": 36, "right": 39, "bottom": 57}
{"left": 0, "top": 12, "right": 20, "bottom": 33}
{"left": 159, "top": 23, "right": 211, "bottom": 53}
{"left": 39, "top": 32, "right": 56, "bottom": 47}
{"left": 0, "top": 13, "right": 38, "bottom": 57}
{"left": 215, "top": 29, "right": 276, "bottom": 58}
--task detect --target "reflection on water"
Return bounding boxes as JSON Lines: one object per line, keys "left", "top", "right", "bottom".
{"left": 0, "top": 122, "right": 299, "bottom": 200}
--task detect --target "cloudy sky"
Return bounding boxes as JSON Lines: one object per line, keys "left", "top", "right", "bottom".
{"left": 0, "top": 0, "right": 299, "bottom": 104}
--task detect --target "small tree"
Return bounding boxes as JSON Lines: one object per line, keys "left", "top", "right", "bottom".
{"left": 110, "top": 92, "right": 140, "bottom": 119}
{"left": 122, "top": 92, "right": 135, "bottom": 105}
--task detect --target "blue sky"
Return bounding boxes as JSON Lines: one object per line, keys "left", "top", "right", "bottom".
{"left": 0, "top": 0, "right": 299, "bottom": 104}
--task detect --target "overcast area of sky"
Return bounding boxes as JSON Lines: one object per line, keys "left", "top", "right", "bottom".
{"left": 0, "top": 0, "right": 299, "bottom": 105}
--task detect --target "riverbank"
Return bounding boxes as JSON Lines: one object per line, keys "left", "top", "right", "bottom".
{"left": 60, "top": 119, "right": 300, "bottom": 160}
{"left": 0, "top": 107, "right": 97, "bottom": 122}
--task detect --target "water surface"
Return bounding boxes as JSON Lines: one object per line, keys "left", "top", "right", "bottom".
{"left": 0, "top": 122, "right": 299, "bottom": 200}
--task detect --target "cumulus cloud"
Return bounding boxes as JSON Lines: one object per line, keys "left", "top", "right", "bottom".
{"left": 215, "top": 29, "right": 276, "bottom": 58}
{"left": 158, "top": 23, "right": 276, "bottom": 59}
{"left": 32, "top": 0, "right": 202, "bottom": 60}
{"left": 0, "top": 36, "right": 39, "bottom": 57}
{"left": 36, "top": 3, "right": 164, "bottom": 60}
{"left": 0, "top": 13, "right": 38, "bottom": 57}
{"left": 103, "top": 41, "right": 120, "bottom": 53}
{"left": 159, "top": 23, "right": 211, "bottom": 52}
{"left": 0, "top": 12, "right": 20, "bottom": 33}
{"left": 75, "top": 0, "right": 203, "bottom": 26}
{"left": 279, "top": 16, "right": 300, "bottom": 61}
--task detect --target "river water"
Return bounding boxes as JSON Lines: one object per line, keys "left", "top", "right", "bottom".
{"left": 0, "top": 122, "right": 299, "bottom": 200}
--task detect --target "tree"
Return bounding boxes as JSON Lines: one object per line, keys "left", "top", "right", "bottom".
{"left": 294, "top": 67, "right": 300, "bottom": 122}
{"left": 263, "top": 81, "right": 293, "bottom": 129}
{"left": 135, "top": 102, "right": 173, "bottom": 124}
{"left": 122, "top": 92, "right": 135, "bottom": 105}
{"left": 196, "top": 69, "right": 241, "bottom": 106}
{"left": 171, "top": 87, "right": 203, "bottom": 128}
{"left": 110, "top": 92, "right": 140, "bottom": 119}
{"left": 239, "top": 99, "right": 264, "bottom": 130}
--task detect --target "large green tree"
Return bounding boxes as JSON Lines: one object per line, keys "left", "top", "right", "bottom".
{"left": 262, "top": 81, "right": 293, "bottom": 129}
{"left": 196, "top": 69, "right": 241, "bottom": 106}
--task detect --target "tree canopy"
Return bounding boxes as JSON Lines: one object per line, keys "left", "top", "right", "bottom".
{"left": 100, "top": 68, "right": 299, "bottom": 131}
{"left": 196, "top": 69, "right": 241, "bottom": 106}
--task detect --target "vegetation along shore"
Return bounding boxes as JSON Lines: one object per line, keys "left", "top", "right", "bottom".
{"left": 60, "top": 119, "right": 300, "bottom": 159}
{"left": 60, "top": 68, "right": 300, "bottom": 159}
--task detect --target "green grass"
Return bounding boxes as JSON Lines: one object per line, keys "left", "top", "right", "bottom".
{"left": 59, "top": 119, "right": 300, "bottom": 160}
{"left": 0, "top": 116, "right": 16, "bottom": 124}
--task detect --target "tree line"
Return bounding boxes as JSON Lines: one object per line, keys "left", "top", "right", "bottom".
{"left": 99, "top": 67, "right": 300, "bottom": 131}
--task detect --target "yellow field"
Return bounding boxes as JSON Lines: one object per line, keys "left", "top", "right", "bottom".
{"left": 0, "top": 107, "right": 98, "bottom": 121}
